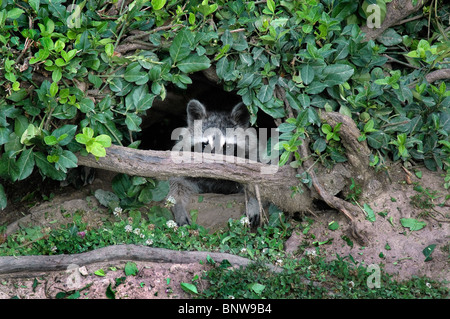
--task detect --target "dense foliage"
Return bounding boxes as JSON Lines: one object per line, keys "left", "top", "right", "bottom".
{"left": 0, "top": 0, "right": 449, "bottom": 209}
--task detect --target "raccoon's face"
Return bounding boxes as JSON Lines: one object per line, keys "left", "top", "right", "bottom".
{"left": 186, "top": 99, "right": 251, "bottom": 157}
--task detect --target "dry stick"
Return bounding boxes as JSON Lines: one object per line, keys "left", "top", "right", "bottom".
{"left": 123, "top": 24, "right": 184, "bottom": 43}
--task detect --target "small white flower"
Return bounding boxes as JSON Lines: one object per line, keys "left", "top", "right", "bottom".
{"left": 166, "top": 220, "right": 177, "bottom": 229}
{"left": 240, "top": 247, "right": 247, "bottom": 254}
{"left": 426, "top": 282, "right": 431, "bottom": 288}
{"left": 240, "top": 216, "right": 250, "bottom": 226}
{"left": 276, "top": 259, "right": 283, "bottom": 267}
{"left": 140, "top": 233, "right": 145, "bottom": 239}
{"left": 228, "top": 295, "right": 235, "bottom": 299}
{"left": 113, "top": 207, "right": 123, "bottom": 216}
{"left": 124, "top": 225, "right": 133, "bottom": 233}
{"left": 146, "top": 239, "right": 153, "bottom": 246}
{"left": 133, "top": 228, "right": 141, "bottom": 235}
{"left": 304, "top": 248, "right": 317, "bottom": 256}
{"left": 165, "top": 196, "right": 176, "bottom": 208}
{"left": 51, "top": 246, "right": 57, "bottom": 253}
{"left": 348, "top": 281, "right": 355, "bottom": 289}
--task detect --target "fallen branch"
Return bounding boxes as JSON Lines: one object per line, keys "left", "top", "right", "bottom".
{"left": 426, "top": 69, "right": 450, "bottom": 83}
{"left": 361, "top": 0, "right": 429, "bottom": 41}
{"left": 77, "top": 145, "right": 295, "bottom": 187}
{"left": 0, "top": 244, "right": 281, "bottom": 275}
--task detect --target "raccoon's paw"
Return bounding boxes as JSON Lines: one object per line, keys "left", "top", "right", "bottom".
{"left": 176, "top": 215, "right": 191, "bottom": 226}
{"left": 172, "top": 204, "right": 191, "bottom": 226}
{"left": 247, "top": 196, "right": 261, "bottom": 228}
{"left": 248, "top": 211, "right": 260, "bottom": 228}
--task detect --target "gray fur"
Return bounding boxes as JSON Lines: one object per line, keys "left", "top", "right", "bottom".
{"left": 168, "top": 100, "right": 262, "bottom": 227}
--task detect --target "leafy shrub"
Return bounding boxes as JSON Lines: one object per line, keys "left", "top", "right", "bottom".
{"left": 0, "top": 0, "right": 449, "bottom": 209}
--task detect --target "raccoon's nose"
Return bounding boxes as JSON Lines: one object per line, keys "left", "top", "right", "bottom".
{"left": 201, "top": 141, "right": 209, "bottom": 151}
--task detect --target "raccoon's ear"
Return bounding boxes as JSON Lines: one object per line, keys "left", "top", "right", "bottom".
{"left": 231, "top": 102, "right": 250, "bottom": 127}
{"left": 187, "top": 100, "right": 207, "bottom": 123}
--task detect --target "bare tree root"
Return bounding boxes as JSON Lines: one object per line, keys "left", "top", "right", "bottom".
{"left": 299, "top": 138, "right": 369, "bottom": 246}
{"left": 275, "top": 84, "right": 378, "bottom": 245}
{"left": 0, "top": 244, "right": 282, "bottom": 275}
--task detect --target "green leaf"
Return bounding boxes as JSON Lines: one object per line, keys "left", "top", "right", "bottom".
{"left": 52, "top": 125, "right": 77, "bottom": 146}
{"left": 124, "top": 262, "right": 138, "bottom": 276}
{"left": 94, "top": 269, "right": 105, "bottom": 276}
{"left": 150, "top": 180, "right": 170, "bottom": 201}
{"left": 56, "top": 150, "right": 78, "bottom": 172}
{"left": 378, "top": 28, "right": 403, "bottom": 46}
{"left": 180, "top": 283, "right": 198, "bottom": 295}
{"left": 151, "top": 0, "right": 167, "bottom": 10}
{"left": 7, "top": 8, "right": 24, "bottom": 20}
{"left": 94, "top": 134, "right": 112, "bottom": 147}
{"left": 0, "top": 184, "right": 7, "bottom": 210}
{"left": 44, "top": 135, "right": 58, "bottom": 146}
{"left": 257, "top": 85, "right": 274, "bottom": 103}
{"left": 124, "top": 63, "right": 148, "bottom": 83}
{"left": 400, "top": 218, "right": 426, "bottom": 231}
{"left": 106, "top": 284, "right": 116, "bottom": 299}
{"left": 328, "top": 221, "right": 339, "bottom": 230}
{"left": 266, "top": 0, "right": 276, "bottom": 13}
{"left": 300, "top": 64, "right": 314, "bottom": 85}
{"left": 249, "top": 283, "right": 266, "bottom": 294}
{"left": 50, "top": 81, "right": 59, "bottom": 97}
{"left": 94, "top": 189, "right": 119, "bottom": 209}
{"left": 34, "top": 152, "right": 66, "bottom": 180}
{"left": 29, "top": 0, "right": 40, "bottom": 12}
{"left": 17, "top": 148, "right": 35, "bottom": 181}
{"left": 423, "top": 244, "right": 436, "bottom": 262}
{"left": 0, "top": 127, "right": 11, "bottom": 146}
{"left": 177, "top": 55, "right": 211, "bottom": 73}
{"left": 125, "top": 113, "right": 143, "bottom": 132}
{"left": 170, "top": 30, "right": 191, "bottom": 63}
{"left": 363, "top": 203, "right": 376, "bottom": 222}
{"left": 323, "top": 64, "right": 354, "bottom": 86}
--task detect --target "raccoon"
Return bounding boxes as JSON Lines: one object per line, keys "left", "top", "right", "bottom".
{"left": 168, "top": 99, "right": 262, "bottom": 227}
